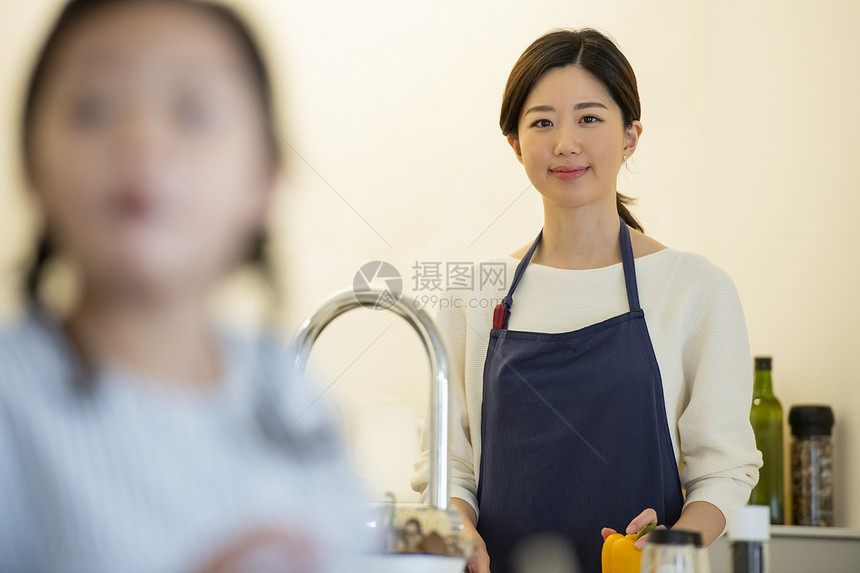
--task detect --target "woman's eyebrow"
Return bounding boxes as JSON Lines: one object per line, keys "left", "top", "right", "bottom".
{"left": 573, "top": 101, "right": 608, "bottom": 111}
{"left": 523, "top": 104, "right": 555, "bottom": 115}
{"left": 524, "top": 101, "right": 609, "bottom": 116}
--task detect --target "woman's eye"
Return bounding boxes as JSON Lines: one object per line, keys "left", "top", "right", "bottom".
{"left": 531, "top": 119, "right": 553, "bottom": 128}
{"left": 580, "top": 115, "right": 600, "bottom": 124}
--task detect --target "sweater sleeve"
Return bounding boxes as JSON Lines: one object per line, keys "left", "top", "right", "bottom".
{"left": 411, "top": 292, "right": 480, "bottom": 516}
{"left": 677, "top": 265, "right": 763, "bottom": 524}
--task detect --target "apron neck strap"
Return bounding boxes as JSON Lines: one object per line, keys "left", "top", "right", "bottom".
{"left": 501, "top": 229, "right": 542, "bottom": 315}
{"left": 501, "top": 216, "right": 641, "bottom": 325}
{"left": 618, "top": 218, "right": 641, "bottom": 311}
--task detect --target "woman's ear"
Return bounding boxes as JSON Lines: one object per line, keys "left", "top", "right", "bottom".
{"left": 622, "top": 120, "right": 643, "bottom": 158}
{"left": 507, "top": 134, "right": 524, "bottom": 165}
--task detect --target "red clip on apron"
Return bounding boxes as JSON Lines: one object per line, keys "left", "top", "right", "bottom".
{"left": 477, "top": 218, "right": 684, "bottom": 573}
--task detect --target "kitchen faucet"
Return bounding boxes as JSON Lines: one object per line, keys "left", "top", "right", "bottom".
{"left": 292, "top": 287, "right": 451, "bottom": 511}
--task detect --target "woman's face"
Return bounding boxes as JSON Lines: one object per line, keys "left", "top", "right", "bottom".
{"left": 28, "top": 2, "right": 274, "bottom": 299}
{"left": 509, "top": 65, "right": 641, "bottom": 212}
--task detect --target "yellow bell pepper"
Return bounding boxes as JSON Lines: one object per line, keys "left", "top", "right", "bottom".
{"left": 601, "top": 533, "right": 642, "bottom": 573}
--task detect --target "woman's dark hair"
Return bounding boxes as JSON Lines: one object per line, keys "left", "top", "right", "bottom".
{"left": 21, "top": 0, "right": 280, "bottom": 300}
{"left": 500, "top": 28, "right": 643, "bottom": 232}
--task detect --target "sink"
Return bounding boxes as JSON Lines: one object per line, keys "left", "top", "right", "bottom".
{"left": 294, "top": 287, "right": 466, "bottom": 568}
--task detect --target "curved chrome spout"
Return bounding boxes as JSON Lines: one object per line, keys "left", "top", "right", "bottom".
{"left": 292, "top": 287, "right": 450, "bottom": 510}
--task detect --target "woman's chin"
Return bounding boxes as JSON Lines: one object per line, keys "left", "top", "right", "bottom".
{"left": 538, "top": 191, "right": 603, "bottom": 211}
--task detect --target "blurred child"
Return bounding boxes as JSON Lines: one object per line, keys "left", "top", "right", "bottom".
{"left": 0, "top": 1, "right": 364, "bottom": 571}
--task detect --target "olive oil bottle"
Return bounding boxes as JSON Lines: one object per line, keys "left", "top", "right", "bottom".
{"left": 749, "top": 356, "right": 785, "bottom": 524}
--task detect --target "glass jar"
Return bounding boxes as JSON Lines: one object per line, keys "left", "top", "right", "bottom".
{"left": 788, "top": 405, "right": 835, "bottom": 526}
{"left": 641, "top": 529, "right": 706, "bottom": 573}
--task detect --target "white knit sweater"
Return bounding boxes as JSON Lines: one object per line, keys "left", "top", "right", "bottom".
{"left": 412, "top": 248, "right": 762, "bottom": 525}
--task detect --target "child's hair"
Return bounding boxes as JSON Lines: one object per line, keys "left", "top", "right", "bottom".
{"left": 20, "top": 0, "right": 281, "bottom": 300}
{"left": 499, "top": 28, "right": 643, "bottom": 232}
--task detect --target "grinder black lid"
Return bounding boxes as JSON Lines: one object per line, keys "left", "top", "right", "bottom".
{"left": 789, "top": 405, "right": 834, "bottom": 437}
{"left": 648, "top": 529, "right": 703, "bottom": 547}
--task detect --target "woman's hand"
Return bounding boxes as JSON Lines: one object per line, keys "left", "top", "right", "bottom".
{"left": 601, "top": 508, "right": 665, "bottom": 550}
{"left": 451, "top": 498, "right": 491, "bottom": 573}
{"left": 463, "top": 532, "right": 491, "bottom": 573}
{"left": 602, "top": 501, "right": 726, "bottom": 551}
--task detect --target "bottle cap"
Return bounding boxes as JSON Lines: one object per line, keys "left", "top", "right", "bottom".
{"left": 789, "top": 405, "right": 834, "bottom": 437}
{"left": 754, "top": 356, "right": 772, "bottom": 371}
{"left": 728, "top": 505, "right": 770, "bottom": 541}
{"left": 647, "top": 529, "right": 702, "bottom": 547}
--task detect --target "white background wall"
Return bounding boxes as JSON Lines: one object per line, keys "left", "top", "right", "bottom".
{"left": 1, "top": 0, "right": 858, "bottom": 527}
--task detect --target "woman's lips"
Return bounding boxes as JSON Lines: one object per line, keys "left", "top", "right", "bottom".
{"left": 549, "top": 166, "right": 589, "bottom": 181}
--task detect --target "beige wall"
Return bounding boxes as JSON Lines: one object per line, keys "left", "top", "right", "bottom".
{"left": 2, "top": 0, "right": 857, "bottom": 525}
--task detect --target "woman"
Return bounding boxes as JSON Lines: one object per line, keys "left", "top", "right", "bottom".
{"left": 0, "top": 1, "right": 364, "bottom": 571}
{"left": 412, "top": 29, "right": 762, "bottom": 573}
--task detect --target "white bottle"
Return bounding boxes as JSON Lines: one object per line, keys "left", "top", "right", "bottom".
{"left": 728, "top": 505, "right": 770, "bottom": 573}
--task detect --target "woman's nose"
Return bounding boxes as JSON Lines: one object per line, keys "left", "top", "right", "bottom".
{"left": 554, "top": 129, "right": 580, "bottom": 156}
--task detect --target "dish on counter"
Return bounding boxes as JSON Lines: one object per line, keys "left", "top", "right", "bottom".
{"left": 366, "top": 500, "right": 474, "bottom": 560}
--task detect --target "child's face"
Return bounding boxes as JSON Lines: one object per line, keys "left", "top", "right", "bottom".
{"left": 28, "top": 2, "right": 275, "bottom": 299}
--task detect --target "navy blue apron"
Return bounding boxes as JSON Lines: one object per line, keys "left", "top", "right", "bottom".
{"left": 476, "top": 218, "right": 684, "bottom": 573}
